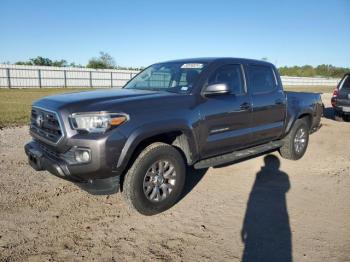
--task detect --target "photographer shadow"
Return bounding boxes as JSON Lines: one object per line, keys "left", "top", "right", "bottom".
{"left": 241, "top": 155, "right": 292, "bottom": 262}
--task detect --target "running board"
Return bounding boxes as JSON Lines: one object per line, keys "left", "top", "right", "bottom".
{"left": 194, "top": 141, "right": 283, "bottom": 169}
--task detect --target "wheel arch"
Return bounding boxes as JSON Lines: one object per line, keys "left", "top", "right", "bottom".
{"left": 285, "top": 109, "right": 314, "bottom": 136}
{"left": 297, "top": 113, "right": 313, "bottom": 129}
{"left": 116, "top": 122, "right": 199, "bottom": 175}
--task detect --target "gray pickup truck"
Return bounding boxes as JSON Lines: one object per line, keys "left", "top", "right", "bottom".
{"left": 25, "top": 58, "right": 323, "bottom": 215}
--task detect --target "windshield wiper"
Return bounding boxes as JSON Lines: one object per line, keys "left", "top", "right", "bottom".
{"left": 127, "top": 87, "right": 178, "bottom": 93}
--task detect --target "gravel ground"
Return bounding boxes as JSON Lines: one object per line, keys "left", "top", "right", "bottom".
{"left": 0, "top": 93, "right": 349, "bottom": 261}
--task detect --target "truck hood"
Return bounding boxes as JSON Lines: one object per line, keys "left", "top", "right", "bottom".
{"left": 33, "top": 88, "right": 177, "bottom": 111}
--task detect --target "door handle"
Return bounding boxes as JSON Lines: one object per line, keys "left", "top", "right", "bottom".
{"left": 240, "top": 102, "right": 251, "bottom": 110}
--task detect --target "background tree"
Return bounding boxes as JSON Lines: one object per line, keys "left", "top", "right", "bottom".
{"left": 30, "top": 56, "right": 53, "bottom": 66}
{"left": 278, "top": 64, "right": 349, "bottom": 78}
{"left": 15, "top": 56, "right": 68, "bottom": 67}
{"left": 87, "top": 52, "right": 116, "bottom": 69}
{"left": 68, "top": 62, "right": 84, "bottom": 68}
{"left": 52, "top": 59, "right": 68, "bottom": 67}
{"left": 15, "top": 61, "right": 32, "bottom": 65}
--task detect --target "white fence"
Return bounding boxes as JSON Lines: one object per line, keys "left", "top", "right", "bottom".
{"left": 0, "top": 64, "right": 139, "bottom": 88}
{"left": 281, "top": 76, "right": 339, "bottom": 86}
{"left": 0, "top": 64, "right": 340, "bottom": 88}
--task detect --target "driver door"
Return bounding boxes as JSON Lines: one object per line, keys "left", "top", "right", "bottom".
{"left": 197, "top": 64, "right": 252, "bottom": 158}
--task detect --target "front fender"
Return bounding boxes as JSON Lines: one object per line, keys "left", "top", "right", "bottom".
{"left": 116, "top": 119, "right": 199, "bottom": 171}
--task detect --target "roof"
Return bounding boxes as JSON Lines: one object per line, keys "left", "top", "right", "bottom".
{"left": 159, "top": 57, "right": 273, "bottom": 66}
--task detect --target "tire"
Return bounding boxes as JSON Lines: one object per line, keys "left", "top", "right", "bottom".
{"left": 279, "top": 118, "right": 309, "bottom": 160}
{"left": 122, "top": 142, "right": 186, "bottom": 215}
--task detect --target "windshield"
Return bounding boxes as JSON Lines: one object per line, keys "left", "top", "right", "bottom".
{"left": 124, "top": 62, "right": 207, "bottom": 93}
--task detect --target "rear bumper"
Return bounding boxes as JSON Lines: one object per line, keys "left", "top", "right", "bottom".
{"left": 334, "top": 107, "right": 350, "bottom": 115}
{"left": 332, "top": 98, "right": 350, "bottom": 115}
{"left": 24, "top": 141, "right": 120, "bottom": 195}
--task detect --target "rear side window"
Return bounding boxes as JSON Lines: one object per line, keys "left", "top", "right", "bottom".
{"left": 208, "top": 64, "right": 244, "bottom": 95}
{"left": 340, "top": 75, "right": 350, "bottom": 90}
{"left": 247, "top": 65, "right": 276, "bottom": 94}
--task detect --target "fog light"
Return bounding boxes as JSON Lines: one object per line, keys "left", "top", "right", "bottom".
{"left": 75, "top": 149, "right": 91, "bottom": 163}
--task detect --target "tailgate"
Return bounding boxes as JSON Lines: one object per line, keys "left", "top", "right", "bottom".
{"left": 336, "top": 98, "right": 350, "bottom": 107}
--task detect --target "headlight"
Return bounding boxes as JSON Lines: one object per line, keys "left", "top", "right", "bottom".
{"left": 69, "top": 112, "right": 128, "bottom": 133}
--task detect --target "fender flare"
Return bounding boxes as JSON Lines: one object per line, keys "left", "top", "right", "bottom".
{"left": 116, "top": 120, "right": 199, "bottom": 170}
{"left": 285, "top": 107, "right": 314, "bottom": 135}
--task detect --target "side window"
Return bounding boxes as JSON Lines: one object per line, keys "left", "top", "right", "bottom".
{"left": 208, "top": 64, "right": 245, "bottom": 95}
{"left": 247, "top": 65, "right": 276, "bottom": 94}
{"left": 341, "top": 75, "right": 350, "bottom": 90}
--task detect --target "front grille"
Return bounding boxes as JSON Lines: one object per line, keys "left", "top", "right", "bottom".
{"left": 30, "top": 107, "right": 64, "bottom": 144}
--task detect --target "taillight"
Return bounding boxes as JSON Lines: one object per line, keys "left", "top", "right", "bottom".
{"left": 332, "top": 89, "right": 338, "bottom": 97}
{"left": 331, "top": 88, "right": 338, "bottom": 107}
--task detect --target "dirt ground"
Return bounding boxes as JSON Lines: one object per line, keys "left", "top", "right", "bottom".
{"left": 0, "top": 93, "right": 349, "bottom": 261}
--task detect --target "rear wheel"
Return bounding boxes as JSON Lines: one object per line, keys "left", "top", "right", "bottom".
{"left": 279, "top": 118, "right": 309, "bottom": 160}
{"left": 122, "top": 142, "right": 186, "bottom": 215}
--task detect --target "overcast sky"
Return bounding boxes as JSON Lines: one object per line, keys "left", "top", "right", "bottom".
{"left": 1, "top": 0, "right": 349, "bottom": 67}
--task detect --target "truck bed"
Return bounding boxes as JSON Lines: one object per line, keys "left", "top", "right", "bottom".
{"left": 285, "top": 91, "right": 323, "bottom": 132}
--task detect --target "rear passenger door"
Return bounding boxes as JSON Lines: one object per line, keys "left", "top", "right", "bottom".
{"left": 246, "top": 64, "right": 286, "bottom": 145}
{"left": 198, "top": 64, "right": 252, "bottom": 158}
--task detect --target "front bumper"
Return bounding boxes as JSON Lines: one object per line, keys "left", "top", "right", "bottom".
{"left": 24, "top": 141, "right": 120, "bottom": 195}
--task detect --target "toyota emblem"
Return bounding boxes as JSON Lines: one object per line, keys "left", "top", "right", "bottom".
{"left": 36, "top": 114, "right": 44, "bottom": 128}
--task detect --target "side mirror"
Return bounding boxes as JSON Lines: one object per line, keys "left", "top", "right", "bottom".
{"left": 203, "top": 83, "right": 230, "bottom": 96}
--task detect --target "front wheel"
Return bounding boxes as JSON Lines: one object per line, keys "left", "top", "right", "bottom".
{"left": 279, "top": 118, "right": 309, "bottom": 160}
{"left": 122, "top": 142, "right": 186, "bottom": 215}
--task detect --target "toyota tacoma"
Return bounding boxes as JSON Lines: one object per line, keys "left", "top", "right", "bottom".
{"left": 25, "top": 58, "right": 323, "bottom": 215}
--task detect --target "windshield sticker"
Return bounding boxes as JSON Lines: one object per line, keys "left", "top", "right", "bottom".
{"left": 181, "top": 86, "right": 189, "bottom": 91}
{"left": 181, "top": 63, "right": 204, "bottom": 69}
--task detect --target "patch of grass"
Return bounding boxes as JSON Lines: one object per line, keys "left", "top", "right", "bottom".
{"left": 0, "top": 88, "right": 96, "bottom": 128}
{"left": 0, "top": 86, "right": 334, "bottom": 128}
{"left": 283, "top": 85, "right": 334, "bottom": 93}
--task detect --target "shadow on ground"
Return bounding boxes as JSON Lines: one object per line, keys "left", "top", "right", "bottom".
{"left": 178, "top": 167, "right": 208, "bottom": 202}
{"left": 180, "top": 154, "right": 293, "bottom": 261}
{"left": 241, "top": 155, "right": 292, "bottom": 262}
